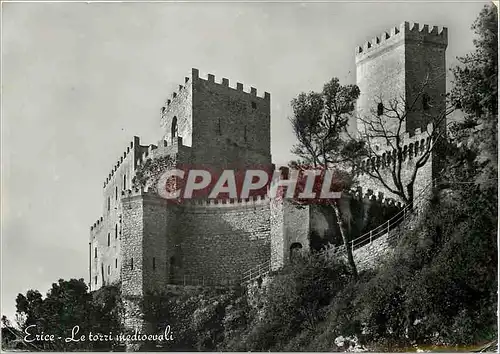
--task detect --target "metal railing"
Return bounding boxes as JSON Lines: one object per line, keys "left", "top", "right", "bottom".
{"left": 241, "top": 260, "right": 271, "bottom": 283}
{"left": 240, "top": 179, "right": 440, "bottom": 284}
{"left": 168, "top": 274, "right": 238, "bottom": 287}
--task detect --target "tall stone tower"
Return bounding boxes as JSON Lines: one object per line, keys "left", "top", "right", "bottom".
{"left": 355, "top": 22, "right": 448, "bottom": 138}
{"left": 160, "top": 68, "right": 272, "bottom": 168}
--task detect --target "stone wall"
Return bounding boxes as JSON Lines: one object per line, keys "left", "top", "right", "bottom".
{"left": 171, "top": 197, "right": 271, "bottom": 285}
{"left": 352, "top": 231, "right": 395, "bottom": 271}
{"left": 160, "top": 72, "right": 194, "bottom": 148}
{"left": 121, "top": 194, "right": 146, "bottom": 297}
{"left": 270, "top": 198, "right": 311, "bottom": 269}
{"left": 355, "top": 21, "right": 447, "bottom": 138}
{"left": 90, "top": 137, "right": 149, "bottom": 291}
{"left": 355, "top": 124, "right": 436, "bottom": 204}
{"left": 191, "top": 68, "right": 271, "bottom": 167}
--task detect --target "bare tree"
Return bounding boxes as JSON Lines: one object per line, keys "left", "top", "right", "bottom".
{"left": 348, "top": 76, "right": 455, "bottom": 206}
{"left": 289, "top": 78, "right": 360, "bottom": 278}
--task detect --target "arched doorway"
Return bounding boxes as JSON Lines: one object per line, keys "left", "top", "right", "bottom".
{"left": 290, "top": 242, "right": 303, "bottom": 262}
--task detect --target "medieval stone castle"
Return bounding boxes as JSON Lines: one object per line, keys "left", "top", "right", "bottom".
{"left": 89, "top": 21, "right": 447, "bottom": 316}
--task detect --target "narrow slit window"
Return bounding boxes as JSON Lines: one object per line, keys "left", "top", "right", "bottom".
{"left": 422, "top": 93, "right": 430, "bottom": 110}
{"left": 130, "top": 258, "right": 134, "bottom": 271}
{"left": 94, "top": 247, "right": 97, "bottom": 258}
{"left": 244, "top": 126, "right": 247, "bottom": 142}
{"left": 171, "top": 116, "right": 178, "bottom": 144}
{"left": 115, "top": 258, "right": 118, "bottom": 268}
{"left": 115, "top": 186, "right": 118, "bottom": 200}
{"left": 107, "top": 197, "right": 110, "bottom": 211}
{"left": 107, "top": 265, "right": 110, "bottom": 275}
{"left": 153, "top": 257, "right": 156, "bottom": 270}
{"left": 123, "top": 174, "right": 127, "bottom": 190}
{"left": 377, "top": 102, "right": 384, "bottom": 116}
{"left": 95, "top": 276, "right": 97, "bottom": 285}
{"left": 217, "top": 118, "right": 221, "bottom": 135}
{"left": 115, "top": 224, "right": 118, "bottom": 239}
{"left": 107, "top": 233, "right": 110, "bottom": 247}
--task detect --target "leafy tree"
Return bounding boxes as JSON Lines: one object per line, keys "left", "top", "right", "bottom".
{"left": 450, "top": 4, "right": 498, "bottom": 119}
{"left": 14, "top": 279, "right": 123, "bottom": 351}
{"left": 449, "top": 3, "right": 498, "bottom": 190}
{"left": 289, "top": 78, "right": 360, "bottom": 277}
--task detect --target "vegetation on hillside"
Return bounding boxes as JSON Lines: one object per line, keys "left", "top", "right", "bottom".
{"left": 2, "top": 4, "right": 497, "bottom": 352}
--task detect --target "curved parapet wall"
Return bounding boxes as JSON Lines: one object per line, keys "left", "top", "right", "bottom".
{"left": 119, "top": 190, "right": 272, "bottom": 295}
{"left": 357, "top": 123, "right": 434, "bottom": 176}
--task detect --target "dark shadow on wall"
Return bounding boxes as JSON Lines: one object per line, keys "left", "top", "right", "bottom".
{"left": 308, "top": 198, "right": 400, "bottom": 252}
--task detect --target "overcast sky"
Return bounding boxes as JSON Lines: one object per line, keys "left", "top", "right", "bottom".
{"left": 1, "top": 1, "right": 489, "bottom": 322}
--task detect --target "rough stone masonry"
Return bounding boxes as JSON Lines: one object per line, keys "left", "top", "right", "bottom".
{"left": 88, "top": 20, "right": 448, "bottom": 329}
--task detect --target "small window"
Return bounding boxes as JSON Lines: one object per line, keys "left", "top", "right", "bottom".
{"left": 115, "top": 258, "right": 118, "bottom": 268}
{"left": 94, "top": 247, "right": 97, "bottom": 258}
{"left": 423, "top": 93, "right": 430, "bottom": 110}
{"left": 107, "top": 265, "right": 110, "bottom": 275}
{"left": 95, "top": 276, "right": 97, "bottom": 285}
{"left": 153, "top": 257, "right": 156, "bottom": 270}
{"left": 171, "top": 116, "right": 178, "bottom": 144}
{"left": 377, "top": 102, "right": 384, "bottom": 116}
{"left": 251, "top": 102, "right": 257, "bottom": 109}
{"left": 130, "top": 258, "right": 134, "bottom": 271}
{"left": 107, "top": 233, "right": 110, "bottom": 247}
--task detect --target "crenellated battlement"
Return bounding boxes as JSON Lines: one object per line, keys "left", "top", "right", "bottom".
{"left": 179, "top": 194, "right": 269, "bottom": 208}
{"left": 348, "top": 187, "right": 404, "bottom": 209}
{"left": 194, "top": 68, "right": 271, "bottom": 101}
{"left": 357, "top": 123, "right": 434, "bottom": 175}
{"left": 355, "top": 21, "right": 448, "bottom": 60}
{"left": 90, "top": 216, "right": 104, "bottom": 232}
{"left": 160, "top": 68, "right": 271, "bottom": 118}
{"left": 103, "top": 137, "right": 145, "bottom": 189}
{"left": 120, "top": 187, "right": 270, "bottom": 209}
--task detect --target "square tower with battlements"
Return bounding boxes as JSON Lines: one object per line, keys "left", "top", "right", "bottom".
{"left": 355, "top": 22, "right": 448, "bottom": 139}
{"left": 89, "top": 69, "right": 274, "bottom": 294}
{"left": 160, "top": 68, "right": 272, "bottom": 168}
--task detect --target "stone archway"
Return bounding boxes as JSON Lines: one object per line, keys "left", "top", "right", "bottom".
{"left": 290, "top": 242, "right": 303, "bottom": 262}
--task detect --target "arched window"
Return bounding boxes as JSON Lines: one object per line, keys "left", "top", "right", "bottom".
{"left": 422, "top": 93, "right": 430, "bottom": 110}
{"left": 290, "top": 242, "right": 303, "bottom": 261}
{"left": 171, "top": 116, "right": 178, "bottom": 144}
{"left": 377, "top": 102, "right": 384, "bottom": 116}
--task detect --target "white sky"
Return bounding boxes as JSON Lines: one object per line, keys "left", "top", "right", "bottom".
{"left": 1, "top": 0, "right": 489, "bottom": 322}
